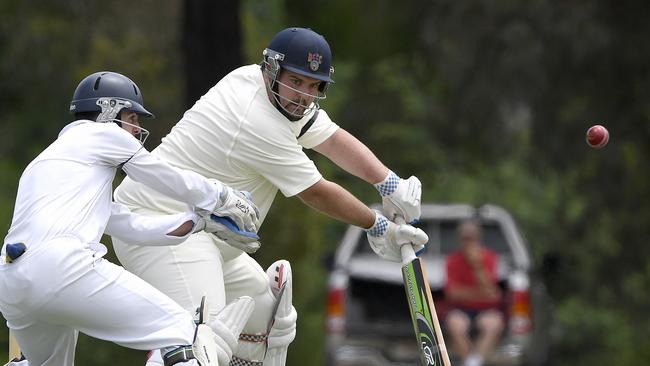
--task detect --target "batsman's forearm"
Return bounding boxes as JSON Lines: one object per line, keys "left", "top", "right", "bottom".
{"left": 314, "top": 128, "right": 389, "bottom": 184}
{"left": 298, "top": 179, "right": 376, "bottom": 229}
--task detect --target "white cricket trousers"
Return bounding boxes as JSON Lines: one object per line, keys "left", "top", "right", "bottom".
{"left": 113, "top": 231, "right": 277, "bottom": 338}
{"left": 0, "top": 236, "right": 196, "bottom": 366}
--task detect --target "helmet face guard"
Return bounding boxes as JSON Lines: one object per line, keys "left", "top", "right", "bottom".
{"left": 262, "top": 28, "right": 335, "bottom": 119}
{"left": 96, "top": 97, "right": 150, "bottom": 144}
{"left": 263, "top": 49, "right": 327, "bottom": 119}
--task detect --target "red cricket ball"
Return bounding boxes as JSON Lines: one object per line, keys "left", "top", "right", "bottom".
{"left": 586, "top": 125, "right": 609, "bottom": 149}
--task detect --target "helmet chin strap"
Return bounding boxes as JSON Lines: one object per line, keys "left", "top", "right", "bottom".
{"left": 278, "top": 105, "right": 302, "bottom": 122}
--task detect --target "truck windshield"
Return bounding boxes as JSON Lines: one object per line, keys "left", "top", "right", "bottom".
{"left": 354, "top": 220, "right": 511, "bottom": 256}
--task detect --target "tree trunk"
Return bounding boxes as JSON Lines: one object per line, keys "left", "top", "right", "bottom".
{"left": 182, "top": 0, "right": 243, "bottom": 110}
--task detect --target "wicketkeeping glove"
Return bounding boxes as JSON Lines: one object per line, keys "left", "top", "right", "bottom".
{"left": 374, "top": 171, "right": 422, "bottom": 224}
{"left": 211, "top": 184, "right": 260, "bottom": 232}
{"left": 192, "top": 214, "right": 261, "bottom": 253}
{"left": 365, "top": 211, "right": 428, "bottom": 262}
{"left": 196, "top": 181, "right": 262, "bottom": 252}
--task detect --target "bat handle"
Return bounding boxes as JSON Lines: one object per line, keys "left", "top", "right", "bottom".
{"left": 395, "top": 216, "right": 418, "bottom": 264}
{"left": 400, "top": 242, "right": 417, "bottom": 264}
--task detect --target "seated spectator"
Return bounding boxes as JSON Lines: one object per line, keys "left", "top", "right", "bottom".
{"left": 444, "top": 219, "right": 504, "bottom": 366}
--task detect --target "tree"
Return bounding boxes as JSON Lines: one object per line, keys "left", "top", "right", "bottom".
{"left": 182, "top": 0, "right": 244, "bottom": 109}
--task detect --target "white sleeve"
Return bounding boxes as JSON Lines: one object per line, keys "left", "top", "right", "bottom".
{"left": 94, "top": 123, "right": 149, "bottom": 166}
{"left": 241, "top": 136, "right": 323, "bottom": 198}
{"left": 105, "top": 202, "right": 200, "bottom": 246}
{"left": 297, "top": 109, "right": 339, "bottom": 149}
{"left": 121, "top": 148, "right": 221, "bottom": 211}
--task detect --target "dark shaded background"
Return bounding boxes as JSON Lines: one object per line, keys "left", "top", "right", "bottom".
{"left": 1, "top": 0, "right": 649, "bottom": 364}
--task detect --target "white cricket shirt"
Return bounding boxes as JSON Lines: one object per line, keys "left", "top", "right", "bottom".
{"left": 3, "top": 121, "right": 220, "bottom": 252}
{"left": 115, "top": 64, "right": 339, "bottom": 224}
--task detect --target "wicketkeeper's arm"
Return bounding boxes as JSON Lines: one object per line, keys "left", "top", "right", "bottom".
{"left": 105, "top": 202, "right": 201, "bottom": 246}
{"left": 122, "top": 150, "right": 260, "bottom": 233}
{"left": 121, "top": 149, "right": 221, "bottom": 212}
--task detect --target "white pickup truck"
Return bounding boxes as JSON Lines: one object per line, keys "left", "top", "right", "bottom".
{"left": 325, "top": 204, "right": 552, "bottom": 366}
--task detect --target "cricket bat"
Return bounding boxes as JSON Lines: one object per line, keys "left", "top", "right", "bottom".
{"left": 398, "top": 217, "right": 452, "bottom": 366}
{"left": 8, "top": 330, "right": 21, "bottom": 362}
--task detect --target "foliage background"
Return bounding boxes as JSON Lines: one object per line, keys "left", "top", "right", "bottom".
{"left": 1, "top": 0, "right": 649, "bottom": 364}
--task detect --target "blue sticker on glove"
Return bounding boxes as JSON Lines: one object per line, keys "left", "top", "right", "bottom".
{"left": 210, "top": 215, "right": 259, "bottom": 240}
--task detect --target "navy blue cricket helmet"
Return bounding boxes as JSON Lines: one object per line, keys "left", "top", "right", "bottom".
{"left": 69, "top": 71, "right": 154, "bottom": 118}
{"left": 263, "top": 27, "right": 335, "bottom": 85}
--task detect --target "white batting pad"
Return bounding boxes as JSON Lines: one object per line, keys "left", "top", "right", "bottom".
{"left": 263, "top": 260, "right": 297, "bottom": 366}
{"left": 192, "top": 324, "right": 222, "bottom": 366}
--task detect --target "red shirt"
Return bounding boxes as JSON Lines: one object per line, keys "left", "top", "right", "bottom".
{"left": 445, "top": 247, "right": 501, "bottom": 310}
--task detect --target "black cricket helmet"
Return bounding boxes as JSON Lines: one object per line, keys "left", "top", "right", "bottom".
{"left": 69, "top": 71, "right": 153, "bottom": 143}
{"left": 263, "top": 27, "right": 334, "bottom": 84}
{"left": 262, "top": 27, "right": 335, "bottom": 119}
{"left": 69, "top": 71, "right": 154, "bottom": 119}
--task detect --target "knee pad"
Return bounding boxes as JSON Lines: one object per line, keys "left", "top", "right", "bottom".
{"left": 267, "top": 260, "right": 292, "bottom": 317}
{"left": 266, "top": 260, "right": 296, "bottom": 345}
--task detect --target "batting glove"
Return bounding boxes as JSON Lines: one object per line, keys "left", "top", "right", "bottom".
{"left": 374, "top": 171, "right": 422, "bottom": 224}
{"left": 366, "top": 211, "right": 428, "bottom": 262}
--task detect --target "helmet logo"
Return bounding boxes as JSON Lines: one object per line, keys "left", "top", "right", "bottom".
{"left": 307, "top": 52, "right": 322, "bottom": 72}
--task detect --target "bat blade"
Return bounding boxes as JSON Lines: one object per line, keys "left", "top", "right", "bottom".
{"left": 9, "top": 330, "right": 21, "bottom": 361}
{"left": 402, "top": 256, "right": 451, "bottom": 366}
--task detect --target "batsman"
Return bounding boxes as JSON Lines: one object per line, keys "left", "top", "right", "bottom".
{"left": 113, "top": 27, "right": 429, "bottom": 365}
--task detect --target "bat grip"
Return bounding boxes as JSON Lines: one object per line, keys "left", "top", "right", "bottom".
{"left": 395, "top": 216, "right": 418, "bottom": 264}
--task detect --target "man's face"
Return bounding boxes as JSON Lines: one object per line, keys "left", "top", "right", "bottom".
{"left": 119, "top": 111, "right": 141, "bottom": 136}
{"left": 275, "top": 70, "right": 321, "bottom": 116}
{"left": 458, "top": 223, "right": 481, "bottom": 250}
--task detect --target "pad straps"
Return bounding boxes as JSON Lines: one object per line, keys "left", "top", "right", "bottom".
{"left": 163, "top": 346, "right": 195, "bottom": 366}
{"left": 230, "top": 356, "right": 264, "bottom": 366}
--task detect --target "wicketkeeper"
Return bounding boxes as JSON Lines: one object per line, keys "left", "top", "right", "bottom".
{"left": 0, "top": 72, "right": 263, "bottom": 366}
